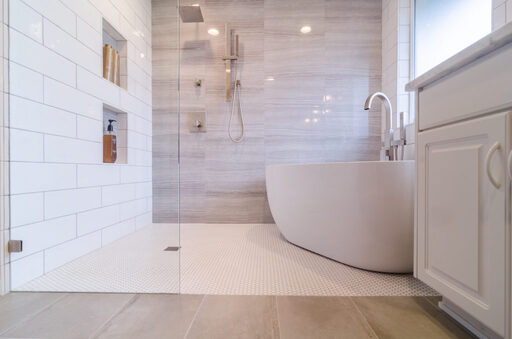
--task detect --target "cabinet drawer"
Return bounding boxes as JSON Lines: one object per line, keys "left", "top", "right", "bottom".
{"left": 418, "top": 43, "right": 512, "bottom": 131}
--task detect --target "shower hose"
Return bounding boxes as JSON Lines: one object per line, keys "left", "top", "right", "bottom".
{"left": 228, "top": 68, "right": 245, "bottom": 143}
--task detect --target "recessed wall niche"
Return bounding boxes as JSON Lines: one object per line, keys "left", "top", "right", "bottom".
{"left": 102, "top": 18, "right": 128, "bottom": 90}
{"left": 103, "top": 104, "right": 128, "bottom": 164}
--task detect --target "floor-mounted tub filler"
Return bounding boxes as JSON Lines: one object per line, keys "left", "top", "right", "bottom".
{"left": 266, "top": 160, "right": 414, "bottom": 273}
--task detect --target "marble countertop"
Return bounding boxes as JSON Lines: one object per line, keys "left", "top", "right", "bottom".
{"left": 406, "top": 21, "right": 512, "bottom": 91}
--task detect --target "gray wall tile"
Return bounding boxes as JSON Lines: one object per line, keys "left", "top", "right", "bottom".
{"left": 153, "top": 0, "right": 382, "bottom": 223}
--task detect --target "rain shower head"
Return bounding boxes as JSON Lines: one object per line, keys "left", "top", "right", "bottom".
{"left": 179, "top": 5, "right": 204, "bottom": 23}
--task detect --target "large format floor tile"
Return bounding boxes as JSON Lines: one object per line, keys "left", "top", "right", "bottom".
{"left": 3, "top": 293, "right": 134, "bottom": 339}
{"left": 351, "top": 297, "right": 475, "bottom": 339}
{"left": 0, "top": 292, "right": 66, "bottom": 335}
{"left": 185, "top": 295, "right": 280, "bottom": 339}
{"left": 95, "top": 294, "right": 204, "bottom": 339}
{"left": 276, "top": 296, "right": 376, "bottom": 339}
{"left": 0, "top": 293, "right": 475, "bottom": 339}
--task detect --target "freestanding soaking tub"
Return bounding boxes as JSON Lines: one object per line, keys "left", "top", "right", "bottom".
{"left": 266, "top": 160, "right": 414, "bottom": 273}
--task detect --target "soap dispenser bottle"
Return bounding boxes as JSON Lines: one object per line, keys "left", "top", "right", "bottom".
{"left": 103, "top": 119, "right": 117, "bottom": 163}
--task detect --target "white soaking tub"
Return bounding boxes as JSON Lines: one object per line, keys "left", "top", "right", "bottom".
{"left": 266, "top": 160, "right": 414, "bottom": 273}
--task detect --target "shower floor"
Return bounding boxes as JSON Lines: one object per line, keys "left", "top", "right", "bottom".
{"left": 15, "top": 224, "right": 180, "bottom": 293}
{"left": 15, "top": 224, "right": 437, "bottom": 296}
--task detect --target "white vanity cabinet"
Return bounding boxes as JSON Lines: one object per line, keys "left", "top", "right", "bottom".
{"left": 409, "top": 24, "right": 512, "bottom": 338}
{"left": 416, "top": 112, "right": 509, "bottom": 337}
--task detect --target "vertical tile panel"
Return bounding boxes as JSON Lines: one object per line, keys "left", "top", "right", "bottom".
{"left": 153, "top": 0, "right": 383, "bottom": 223}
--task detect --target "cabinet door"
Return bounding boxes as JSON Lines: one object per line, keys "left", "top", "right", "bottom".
{"left": 417, "top": 112, "right": 508, "bottom": 336}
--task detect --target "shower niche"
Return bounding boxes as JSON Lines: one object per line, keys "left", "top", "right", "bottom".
{"left": 103, "top": 104, "right": 128, "bottom": 164}
{"left": 102, "top": 19, "right": 127, "bottom": 90}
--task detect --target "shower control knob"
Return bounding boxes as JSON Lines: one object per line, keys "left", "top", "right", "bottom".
{"left": 195, "top": 120, "right": 202, "bottom": 128}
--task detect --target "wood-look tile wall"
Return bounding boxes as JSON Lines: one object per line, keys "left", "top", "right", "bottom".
{"left": 152, "top": 0, "right": 382, "bottom": 223}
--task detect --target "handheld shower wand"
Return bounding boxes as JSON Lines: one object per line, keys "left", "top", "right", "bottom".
{"left": 228, "top": 68, "right": 244, "bottom": 143}
{"left": 224, "top": 25, "right": 244, "bottom": 143}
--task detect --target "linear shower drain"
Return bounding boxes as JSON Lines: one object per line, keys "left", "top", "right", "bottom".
{"left": 164, "top": 246, "right": 180, "bottom": 251}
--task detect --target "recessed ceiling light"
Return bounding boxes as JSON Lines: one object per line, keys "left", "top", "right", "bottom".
{"left": 300, "top": 26, "right": 312, "bottom": 34}
{"left": 208, "top": 28, "right": 219, "bottom": 36}
{"left": 313, "top": 118, "right": 318, "bottom": 123}
{"left": 265, "top": 76, "right": 275, "bottom": 81}
{"left": 192, "top": 3, "right": 200, "bottom": 6}
{"left": 140, "top": 53, "right": 145, "bottom": 58}
{"left": 304, "top": 118, "right": 311, "bottom": 123}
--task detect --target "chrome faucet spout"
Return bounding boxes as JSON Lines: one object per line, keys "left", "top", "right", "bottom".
{"left": 363, "top": 92, "right": 395, "bottom": 160}
{"left": 363, "top": 92, "right": 393, "bottom": 133}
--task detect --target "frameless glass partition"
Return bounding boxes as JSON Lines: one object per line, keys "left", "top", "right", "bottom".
{"left": 8, "top": 0, "right": 180, "bottom": 293}
{"left": 151, "top": 0, "right": 181, "bottom": 293}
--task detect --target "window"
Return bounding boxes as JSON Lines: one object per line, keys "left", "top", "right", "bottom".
{"left": 414, "top": 0, "right": 492, "bottom": 76}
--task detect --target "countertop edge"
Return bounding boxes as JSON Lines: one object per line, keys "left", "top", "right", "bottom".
{"left": 405, "top": 22, "right": 512, "bottom": 91}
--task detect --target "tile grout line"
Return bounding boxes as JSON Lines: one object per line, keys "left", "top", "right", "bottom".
{"left": 0, "top": 292, "right": 69, "bottom": 336}
{"left": 348, "top": 297, "right": 380, "bottom": 339}
{"left": 423, "top": 295, "right": 440, "bottom": 308}
{"left": 274, "top": 296, "right": 282, "bottom": 339}
{"left": 183, "top": 294, "right": 206, "bottom": 339}
{"left": 88, "top": 293, "right": 139, "bottom": 339}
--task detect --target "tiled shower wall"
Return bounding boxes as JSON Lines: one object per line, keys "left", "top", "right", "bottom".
{"left": 7, "top": 0, "right": 153, "bottom": 289}
{"left": 152, "top": 0, "right": 179, "bottom": 225}
{"left": 153, "top": 0, "right": 382, "bottom": 223}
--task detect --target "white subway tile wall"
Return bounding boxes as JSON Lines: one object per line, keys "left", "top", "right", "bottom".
{"left": 8, "top": 62, "right": 44, "bottom": 102}
{"left": 44, "top": 231, "right": 102, "bottom": 272}
{"left": 10, "top": 193, "right": 44, "bottom": 227}
{"left": 508, "top": 0, "right": 512, "bottom": 22}
{"left": 493, "top": 0, "right": 512, "bottom": 29}
{"left": 0, "top": 0, "right": 8, "bottom": 295}
{"left": 382, "top": 0, "right": 411, "bottom": 138}
{"left": 8, "top": 0, "right": 153, "bottom": 289}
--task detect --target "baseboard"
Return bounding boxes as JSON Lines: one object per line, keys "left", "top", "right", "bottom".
{"left": 439, "top": 299, "right": 501, "bottom": 339}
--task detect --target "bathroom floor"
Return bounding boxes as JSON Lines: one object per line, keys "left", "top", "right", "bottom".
{"left": 180, "top": 224, "right": 436, "bottom": 296}
{"left": 0, "top": 293, "right": 474, "bottom": 338}
{"left": 16, "top": 224, "right": 181, "bottom": 293}
{"left": 16, "top": 224, "right": 437, "bottom": 296}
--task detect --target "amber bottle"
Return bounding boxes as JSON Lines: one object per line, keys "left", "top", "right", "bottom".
{"left": 103, "top": 119, "right": 117, "bottom": 163}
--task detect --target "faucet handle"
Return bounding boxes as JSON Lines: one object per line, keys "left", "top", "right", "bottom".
{"left": 399, "top": 112, "right": 406, "bottom": 141}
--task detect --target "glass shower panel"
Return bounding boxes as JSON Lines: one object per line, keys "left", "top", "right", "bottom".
{"left": 7, "top": 0, "right": 180, "bottom": 293}
{"left": 151, "top": 0, "right": 182, "bottom": 293}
